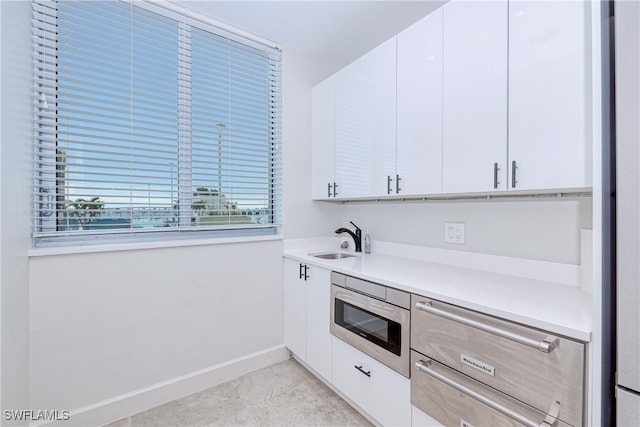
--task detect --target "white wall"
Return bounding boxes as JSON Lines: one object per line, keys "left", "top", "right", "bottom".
{"left": 1, "top": 1, "right": 33, "bottom": 422}
{"left": 339, "top": 197, "right": 592, "bottom": 264}
{"left": 0, "top": 0, "right": 3, "bottom": 414}
{"left": 4, "top": 7, "right": 337, "bottom": 427}
{"left": 281, "top": 49, "right": 340, "bottom": 239}
{"left": 24, "top": 25, "right": 337, "bottom": 427}
{"left": 25, "top": 45, "right": 337, "bottom": 421}
{"left": 29, "top": 241, "right": 284, "bottom": 416}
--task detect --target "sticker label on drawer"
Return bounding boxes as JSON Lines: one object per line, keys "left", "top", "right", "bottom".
{"left": 460, "top": 419, "right": 475, "bottom": 427}
{"left": 460, "top": 354, "right": 495, "bottom": 377}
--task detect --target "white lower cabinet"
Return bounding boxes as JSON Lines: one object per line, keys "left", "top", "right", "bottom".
{"left": 332, "top": 336, "right": 411, "bottom": 426}
{"left": 283, "top": 259, "right": 332, "bottom": 381}
{"left": 411, "top": 405, "right": 444, "bottom": 427}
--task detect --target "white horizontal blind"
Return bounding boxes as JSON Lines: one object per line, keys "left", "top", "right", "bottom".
{"left": 32, "top": 0, "right": 282, "bottom": 245}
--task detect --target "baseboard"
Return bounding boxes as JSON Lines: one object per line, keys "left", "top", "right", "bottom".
{"left": 30, "top": 345, "right": 289, "bottom": 427}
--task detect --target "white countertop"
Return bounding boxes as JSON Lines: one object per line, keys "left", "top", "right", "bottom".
{"left": 284, "top": 240, "right": 592, "bottom": 342}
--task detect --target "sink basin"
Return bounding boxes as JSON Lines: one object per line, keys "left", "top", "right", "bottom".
{"left": 310, "top": 252, "right": 357, "bottom": 260}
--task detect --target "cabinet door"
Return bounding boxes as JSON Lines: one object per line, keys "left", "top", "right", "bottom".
{"left": 397, "top": 9, "right": 443, "bottom": 196}
{"left": 311, "top": 77, "right": 336, "bottom": 199}
{"left": 508, "top": 0, "right": 591, "bottom": 190}
{"left": 335, "top": 38, "right": 396, "bottom": 198}
{"left": 442, "top": 0, "right": 508, "bottom": 193}
{"left": 305, "top": 266, "right": 332, "bottom": 381}
{"left": 332, "top": 337, "right": 411, "bottom": 426}
{"left": 284, "top": 259, "right": 306, "bottom": 359}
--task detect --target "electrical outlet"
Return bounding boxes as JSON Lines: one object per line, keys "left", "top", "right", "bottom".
{"left": 444, "top": 222, "right": 465, "bottom": 244}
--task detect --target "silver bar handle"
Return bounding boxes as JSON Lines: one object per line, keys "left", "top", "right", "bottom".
{"left": 512, "top": 160, "right": 518, "bottom": 188}
{"left": 415, "top": 301, "right": 559, "bottom": 353}
{"left": 415, "top": 359, "right": 558, "bottom": 427}
{"left": 396, "top": 174, "right": 402, "bottom": 194}
{"left": 327, "top": 182, "right": 333, "bottom": 198}
{"left": 387, "top": 175, "right": 393, "bottom": 194}
{"left": 493, "top": 162, "right": 500, "bottom": 189}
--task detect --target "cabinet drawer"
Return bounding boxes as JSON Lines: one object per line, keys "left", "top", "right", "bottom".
{"left": 332, "top": 337, "right": 411, "bottom": 426}
{"left": 411, "top": 351, "right": 572, "bottom": 427}
{"left": 410, "top": 295, "right": 585, "bottom": 427}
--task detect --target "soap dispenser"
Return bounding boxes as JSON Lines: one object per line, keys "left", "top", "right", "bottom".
{"left": 363, "top": 231, "right": 371, "bottom": 254}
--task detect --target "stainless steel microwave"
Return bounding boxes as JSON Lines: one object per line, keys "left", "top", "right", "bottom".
{"left": 329, "top": 272, "right": 410, "bottom": 377}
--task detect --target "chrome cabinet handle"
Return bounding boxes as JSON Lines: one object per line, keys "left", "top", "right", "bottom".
{"left": 512, "top": 160, "right": 518, "bottom": 188}
{"left": 327, "top": 182, "right": 333, "bottom": 198}
{"left": 354, "top": 365, "right": 371, "bottom": 377}
{"left": 387, "top": 175, "right": 393, "bottom": 194}
{"left": 333, "top": 182, "right": 338, "bottom": 197}
{"left": 415, "top": 359, "right": 559, "bottom": 427}
{"left": 396, "top": 174, "right": 402, "bottom": 194}
{"left": 415, "top": 301, "right": 559, "bottom": 353}
{"left": 493, "top": 163, "right": 500, "bottom": 189}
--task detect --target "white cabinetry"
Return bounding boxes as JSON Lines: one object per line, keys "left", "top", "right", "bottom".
{"left": 332, "top": 337, "right": 411, "bottom": 426}
{"left": 312, "top": 38, "right": 396, "bottom": 200}
{"left": 334, "top": 38, "right": 396, "bottom": 198}
{"left": 396, "top": 9, "right": 444, "bottom": 195}
{"left": 442, "top": 0, "right": 508, "bottom": 194}
{"left": 311, "top": 77, "right": 336, "bottom": 199}
{"left": 283, "top": 259, "right": 332, "bottom": 381}
{"left": 508, "top": 0, "right": 592, "bottom": 190}
{"left": 312, "top": 0, "right": 592, "bottom": 199}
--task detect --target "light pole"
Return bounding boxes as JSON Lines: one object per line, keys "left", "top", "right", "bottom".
{"left": 169, "top": 162, "right": 175, "bottom": 221}
{"left": 216, "top": 123, "right": 226, "bottom": 194}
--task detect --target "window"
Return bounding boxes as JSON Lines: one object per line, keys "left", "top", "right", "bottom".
{"left": 32, "top": 0, "right": 282, "bottom": 246}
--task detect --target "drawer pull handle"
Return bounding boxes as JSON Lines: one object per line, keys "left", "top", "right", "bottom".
{"left": 415, "top": 359, "right": 559, "bottom": 427}
{"left": 354, "top": 365, "right": 371, "bottom": 377}
{"left": 415, "top": 301, "right": 559, "bottom": 353}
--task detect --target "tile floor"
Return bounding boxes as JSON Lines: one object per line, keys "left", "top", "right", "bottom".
{"left": 105, "top": 358, "right": 372, "bottom": 427}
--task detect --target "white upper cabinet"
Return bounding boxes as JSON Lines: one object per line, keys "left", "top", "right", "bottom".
{"left": 396, "top": 9, "right": 444, "bottom": 195}
{"left": 442, "top": 0, "right": 509, "bottom": 194}
{"left": 311, "top": 77, "right": 336, "bottom": 199}
{"left": 311, "top": 0, "right": 592, "bottom": 200}
{"left": 508, "top": 0, "right": 592, "bottom": 190}
{"left": 334, "top": 38, "right": 397, "bottom": 198}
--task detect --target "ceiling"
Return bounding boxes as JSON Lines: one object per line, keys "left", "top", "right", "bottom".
{"left": 175, "top": 1, "right": 445, "bottom": 75}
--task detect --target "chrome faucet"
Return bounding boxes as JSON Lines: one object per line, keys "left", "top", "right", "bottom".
{"left": 335, "top": 221, "right": 362, "bottom": 252}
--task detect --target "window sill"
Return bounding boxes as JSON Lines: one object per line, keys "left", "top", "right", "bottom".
{"left": 28, "top": 234, "right": 283, "bottom": 257}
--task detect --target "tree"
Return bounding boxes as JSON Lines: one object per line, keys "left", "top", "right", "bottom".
{"left": 67, "top": 196, "right": 104, "bottom": 227}
{"left": 191, "top": 187, "right": 226, "bottom": 215}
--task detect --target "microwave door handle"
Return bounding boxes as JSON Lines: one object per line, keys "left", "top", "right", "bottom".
{"left": 415, "top": 301, "right": 559, "bottom": 353}
{"left": 414, "top": 359, "right": 559, "bottom": 427}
